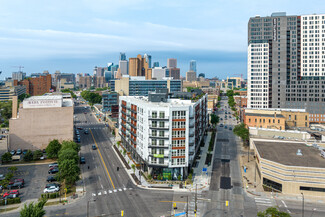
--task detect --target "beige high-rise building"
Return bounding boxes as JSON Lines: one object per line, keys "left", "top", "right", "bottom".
{"left": 128, "top": 54, "right": 150, "bottom": 77}
{"left": 167, "top": 58, "right": 177, "bottom": 68}
{"left": 186, "top": 71, "right": 196, "bottom": 82}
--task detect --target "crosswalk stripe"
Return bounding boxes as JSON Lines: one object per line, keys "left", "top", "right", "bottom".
{"left": 98, "top": 192, "right": 102, "bottom": 196}
{"left": 118, "top": 189, "right": 122, "bottom": 191}
{"left": 123, "top": 188, "right": 127, "bottom": 191}
{"left": 104, "top": 191, "right": 107, "bottom": 194}
{"left": 109, "top": 190, "right": 112, "bottom": 193}
{"left": 92, "top": 193, "right": 96, "bottom": 196}
{"left": 113, "top": 190, "right": 117, "bottom": 192}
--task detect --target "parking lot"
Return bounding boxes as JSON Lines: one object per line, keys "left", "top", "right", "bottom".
{"left": 0, "top": 164, "right": 50, "bottom": 201}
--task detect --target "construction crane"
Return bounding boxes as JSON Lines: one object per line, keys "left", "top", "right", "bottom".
{"left": 233, "top": 73, "right": 243, "bottom": 81}
{"left": 11, "top": 66, "right": 24, "bottom": 72}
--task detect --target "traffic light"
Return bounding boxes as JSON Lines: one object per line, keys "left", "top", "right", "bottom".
{"left": 226, "top": 200, "right": 229, "bottom": 207}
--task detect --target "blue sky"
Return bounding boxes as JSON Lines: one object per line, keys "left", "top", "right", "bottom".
{"left": 0, "top": 0, "right": 324, "bottom": 79}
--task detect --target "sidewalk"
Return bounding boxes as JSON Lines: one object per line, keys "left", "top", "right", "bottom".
{"left": 189, "top": 131, "right": 215, "bottom": 192}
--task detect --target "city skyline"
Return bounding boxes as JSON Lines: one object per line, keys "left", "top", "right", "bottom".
{"left": 0, "top": 0, "right": 324, "bottom": 79}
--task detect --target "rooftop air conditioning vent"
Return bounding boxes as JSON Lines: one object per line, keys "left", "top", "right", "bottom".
{"left": 296, "top": 149, "right": 303, "bottom": 156}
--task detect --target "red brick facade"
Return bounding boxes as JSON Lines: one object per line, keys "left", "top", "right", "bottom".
{"left": 15, "top": 74, "right": 52, "bottom": 96}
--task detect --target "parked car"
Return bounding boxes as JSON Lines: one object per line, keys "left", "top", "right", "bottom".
{"left": 225, "top": 125, "right": 228, "bottom": 129}
{"left": 80, "top": 157, "right": 86, "bottom": 164}
{"left": 10, "top": 150, "right": 16, "bottom": 155}
{"left": 44, "top": 186, "right": 59, "bottom": 193}
{"left": 84, "top": 130, "right": 89, "bottom": 134}
{"left": 9, "top": 178, "right": 24, "bottom": 185}
{"left": 46, "top": 183, "right": 60, "bottom": 189}
{"left": 3, "top": 190, "right": 19, "bottom": 198}
{"left": 76, "top": 138, "right": 81, "bottom": 143}
{"left": 219, "top": 124, "right": 224, "bottom": 127}
{"left": 92, "top": 145, "right": 97, "bottom": 150}
{"left": 0, "top": 185, "right": 3, "bottom": 191}
{"left": 0, "top": 174, "right": 5, "bottom": 181}
{"left": 22, "top": 150, "right": 28, "bottom": 155}
{"left": 229, "top": 127, "right": 232, "bottom": 130}
{"left": 47, "top": 176, "right": 57, "bottom": 182}
{"left": 7, "top": 182, "right": 24, "bottom": 189}
{"left": 49, "top": 163, "right": 58, "bottom": 168}
{"left": 48, "top": 167, "right": 59, "bottom": 174}
{"left": 16, "top": 149, "right": 22, "bottom": 155}
{"left": 3, "top": 193, "right": 18, "bottom": 199}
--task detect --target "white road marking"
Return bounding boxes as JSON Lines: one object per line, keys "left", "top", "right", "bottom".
{"left": 92, "top": 193, "right": 96, "bottom": 196}
{"left": 113, "top": 189, "right": 117, "bottom": 192}
{"left": 101, "top": 184, "right": 103, "bottom": 189}
{"left": 98, "top": 192, "right": 102, "bottom": 196}
{"left": 104, "top": 191, "right": 107, "bottom": 194}
{"left": 118, "top": 189, "right": 122, "bottom": 191}
{"left": 123, "top": 188, "right": 127, "bottom": 191}
{"left": 129, "top": 188, "right": 133, "bottom": 190}
{"left": 281, "top": 200, "right": 287, "bottom": 208}
{"left": 109, "top": 190, "right": 112, "bottom": 193}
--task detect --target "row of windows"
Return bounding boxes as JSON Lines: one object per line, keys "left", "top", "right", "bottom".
{"left": 171, "top": 158, "right": 185, "bottom": 166}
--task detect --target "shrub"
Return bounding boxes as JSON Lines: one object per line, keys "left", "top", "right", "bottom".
{"left": 1, "top": 152, "right": 12, "bottom": 163}
{"left": 157, "top": 174, "right": 161, "bottom": 180}
{"left": 177, "top": 175, "right": 181, "bottom": 181}
{"left": 14, "top": 197, "right": 21, "bottom": 203}
{"left": 188, "top": 173, "right": 193, "bottom": 180}
{"left": 23, "top": 150, "right": 33, "bottom": 161}
{"left": 33, "top": 150, "right": 43, "bottom": 160}
{"left": 147, "top": 174, "right": 152, "bottom": 180}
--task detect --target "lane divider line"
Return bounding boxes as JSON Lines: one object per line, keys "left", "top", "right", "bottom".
{"left": 90, "top": 129, "right": 115, "bottom": 189}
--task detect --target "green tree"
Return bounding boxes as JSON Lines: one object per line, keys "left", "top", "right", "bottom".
{"left": 0, "top": 101, "right": 12, "bottom": 127}
{"left": 131, "top": 164, "right": 135, "bottom": 173}
{"left": 33, "top": 150, "right": 43, "bottom": 160}
{"left": 61, "top": 141, "right": 80, "bottom": 152}
{"left": 210, "top": 114, "right": 219, "bottom": 126}
{"left": 20, "top": 198, "right": 47, "bottom": 217}
{"left": 46, "top": 140, "right": 62, "bottom": 159}
{"left": 233, "top": 123, "right": 249, "bottom": 145}
{"left": 58, "top": 159, "right": 80, "bottom": 185}
{"left": 257, "top": 207, "right": 291, "bottom": 217}
{"left": 1, "top": 152, "right": 12, "bottom": 163}
{"left": 58, "top": 148, "right": 78, "bottom": 164}
{"left": 9, "top": 166, "right": 17, "bottom": 174}
{"left": 81, "top": 91, "right": 102, "bottom": 105}
{"left": 23, "top": 150, "right": 33, "bottom": 161}
{"left": 18, "top": 93, "right": 31, "bottom": 101}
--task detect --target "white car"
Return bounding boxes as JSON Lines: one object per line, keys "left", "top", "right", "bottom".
{"left": 43, "top": 186, "right": 59, "bottom": 193}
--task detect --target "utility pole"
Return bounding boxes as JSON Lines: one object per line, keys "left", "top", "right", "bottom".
{"left": 301, "top": 192, "right": 304, "bottom": 217}
{"left": 195, "top": 184, "right": 197, "bottom": 217}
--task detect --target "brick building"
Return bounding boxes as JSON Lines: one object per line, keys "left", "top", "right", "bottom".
{"left": 14, "top": 74, "right": 52, "bottom": 96}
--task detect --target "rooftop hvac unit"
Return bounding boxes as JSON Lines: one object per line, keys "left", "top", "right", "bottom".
{"left": 296, "top": 149, "right": 303, "bottom": 156}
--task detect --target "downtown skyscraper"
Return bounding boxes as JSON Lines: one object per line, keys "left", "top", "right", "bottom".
{"left": 247, "top": 12, "right": 325, "bottom": 122}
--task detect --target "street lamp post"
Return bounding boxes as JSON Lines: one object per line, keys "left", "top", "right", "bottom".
{"left": 301, "top": 192, "right": 304, "bottom": 217}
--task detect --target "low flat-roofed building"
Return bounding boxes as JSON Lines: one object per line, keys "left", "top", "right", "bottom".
{"left": 245, "top": 112, "right": 286, "bottom": 130}
{"left": 252, "top": 139, "right": 325, "bottom": 196}
{"left": 0, "top": 86, "right": 26, "bottom": 101}
{"left": 9, "top": 95, "right": 73, "bottom": 150}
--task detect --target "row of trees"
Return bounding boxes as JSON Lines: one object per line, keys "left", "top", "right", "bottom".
{"left": 0, "top": 101, "right": 12, "bottom": 127}
{"left": 233, "top": 123, "right": 249, "bottom": 146}
{"left": 1, "top": 150, "right": 43, "bottom": 163}
{"left": 80, "top": 90, "right": 102, "bottom": 106}
{"left": 210, "top": 113, "right": 220, "bottom": 126}
{"left": 46, "top": 140, "right": 80, "bottom": 186}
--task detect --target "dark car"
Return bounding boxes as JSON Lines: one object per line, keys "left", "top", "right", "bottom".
{"left": 229, "top": 127, "right": 232, "bottom": 130}
{"left": 219, "top": 124, "right": 224, "bottom": 127}
{"left": 77, "top": 127, "right": 83, "bottom": 130}
{"left": 46, "top": 183, "right": 60, "bottom": 189}
{"left": 76, "top": 138, "right": 81, "bottom": 143}
{"left": 48, "top": 167, "right": 59, "bottom": 174}
{"left": 80, "top": 157, "right": 86, "bottom": 164}
{"left": 84, "top": 130, "right": 89, "bottom": 134}
{"left": 225, "top": 125, "right": 228, "bottom": 129}
{"left": 92, "top": 145, "right": 97, "bottom": 150}
{"left": 22, "top": 150, "right": 28, "bottom": 155}
{"left": 7, "top": 182, "right": 24, "bottom": 189}
{"left": 9, "top": 178, "right": 24, "bottom": 185}
{"left": 47, "top": 176, "right": 56, "bottom": 182}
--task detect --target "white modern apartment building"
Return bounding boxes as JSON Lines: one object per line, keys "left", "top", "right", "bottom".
{"left": 247, "top": 12, "right": 325, "bottom": 121}
{"left": 119, "top": 92, "right": 208, "bottom": 179}
{"left": 247, "top": 43, "right": 270, "bottom": 108}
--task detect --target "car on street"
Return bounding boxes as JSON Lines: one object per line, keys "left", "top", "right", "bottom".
{"left": 10, "top": 150, "right": 16, "bottom": 155}
{"left": 49, "top": 163, "right": 58, "bottom": 168}
{"left": 76, "top": 138, "right": 81, "bottom": 143}
{"left": 80, "top": 156, "right": 86, "bottom": 164}
{"left": 225, "top": 125, "right": 228, "bottom": 129}
{"left": 44, "top": 186, "right": 59, "bottom": 193}
{"left": 48, "top": 167, "right": 59, "bottom": 174}
{"left": 220, "top": 118, "right": 223, "bottom": 121}
{"left": 84, "top": 130, "right": 89, "bottom": 134}
{"left": 77, "top": 127, "right": 83, "bottom": 130}
{"left": 84, "top": 112, "right": 87, "bottom": 114}
{"left": 92, "top": 145, "right": 97, "bottom": 150}
{"left": 75, "top": 130, "right": 80, "bottom": 135}
{"left": 219, "top": 124, "right": 224, "bottom": 127}
{"left": 229, "top": 127, "right": 232, "bottom": 130}
{"left": 7, "top": 181, "right": 24, "bottom": 189}
{"left": 47, "top": 176, "right": 57, "bottom": 182}
{"left": 16, "top": 149, "right": 22, "bottom": 155}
